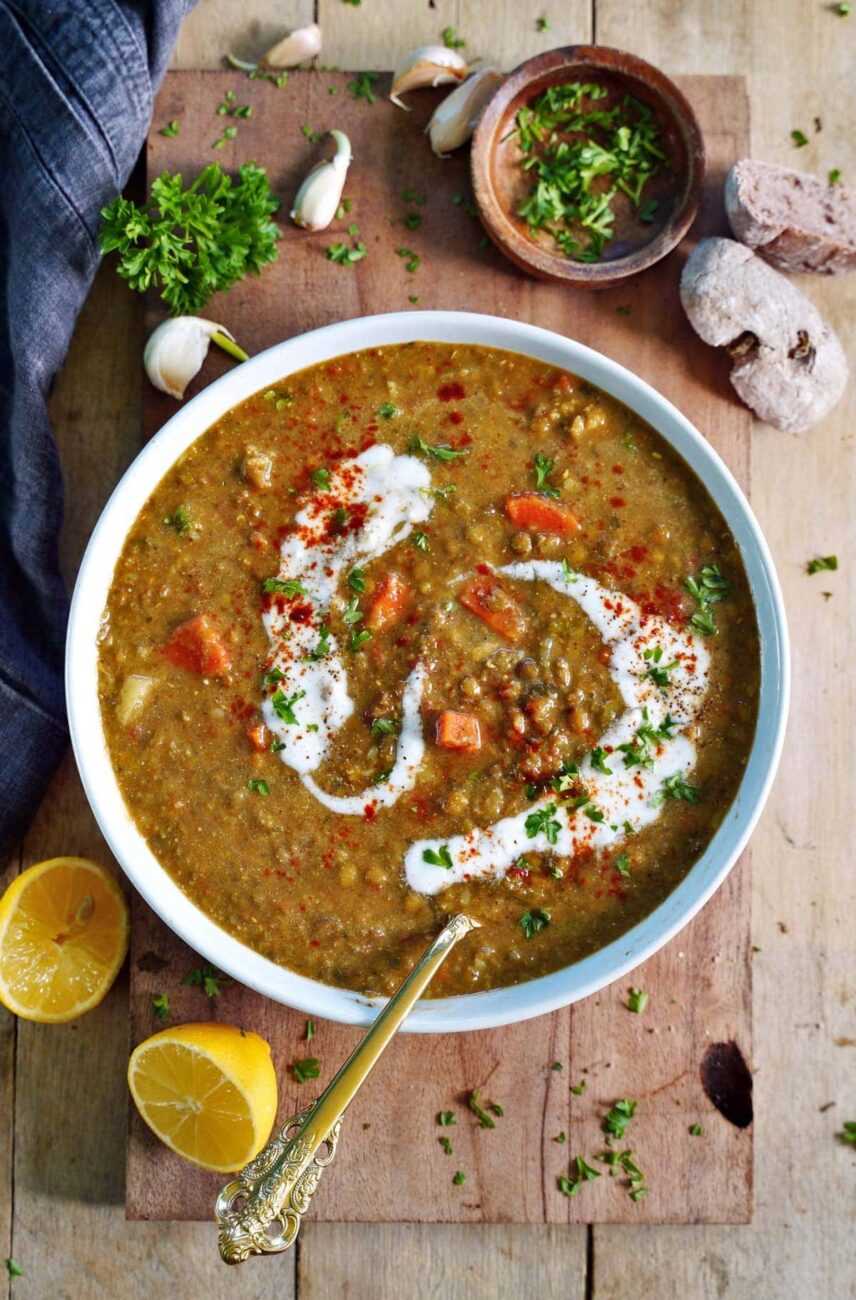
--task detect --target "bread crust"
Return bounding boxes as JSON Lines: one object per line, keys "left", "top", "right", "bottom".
{"left": 680, "top": 237, "right": 848, "bottom": 433}
{"left": 725, "top": 159, "right": 856, "bottom": 274}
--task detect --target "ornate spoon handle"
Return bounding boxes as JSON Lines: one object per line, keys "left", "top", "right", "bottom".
{"left": 215, "top": 913, "right": 480, "bottom": 1264}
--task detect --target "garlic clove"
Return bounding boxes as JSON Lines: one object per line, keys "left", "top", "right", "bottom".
{"left": 290, "top": 129, "right": 352, "bottom": 232}
{"left": 390, "top": 44, "right": 469, "bottom": 109}
{"left": 144, "top": 318, "right": 247, "bottom": 401}
{"left": 427, "top": 68, "right": 504, "bottom": 155}
{"left": 260, "top": 22, "right": 322, "bottom": 69}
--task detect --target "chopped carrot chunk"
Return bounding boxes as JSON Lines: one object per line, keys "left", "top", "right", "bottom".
{"left": 247, "top": 722, "right": 268, "bottom": 753}
{"left": 505, "top": 493, "right": 580, "bottom": 535}
{"left": 436, "top": 710, "right": 482, "bottom": 752}
{"left": 458, "top": 574, "right": 525, "bottom": 641}
{"left": 366, "top": 571, "right": 411, "bottom": 631}
{"left": 162, "top": 614, "right": 231, "bottom": 676}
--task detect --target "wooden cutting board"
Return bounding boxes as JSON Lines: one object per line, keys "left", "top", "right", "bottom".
{"left": 128, "top": 70, "right": 753, "bottom": 1225}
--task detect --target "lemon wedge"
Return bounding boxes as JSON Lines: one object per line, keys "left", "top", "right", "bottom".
{"left": 128, "top": 1022, "right": 278, "bottom": 1172}
{"left": 0, "top": 856, "right": 129, "bottom": 1022}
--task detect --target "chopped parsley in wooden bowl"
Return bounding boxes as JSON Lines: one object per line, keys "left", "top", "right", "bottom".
{"left": 471, "top": 46, "right": 704, "bottom": 287}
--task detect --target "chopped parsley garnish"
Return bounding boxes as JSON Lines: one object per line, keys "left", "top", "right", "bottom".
{"left": 292, "top": 1057, "right": 321, "bottom": 1084}
{"left": 442, "top": 25, "right": 466, "bottom": 47}
{"left": 311, "top": 467, "right": 331, "bottom": 489}
{"left": 807, "top": 554, "right": 838, "bottom": 574}
{"left": 163, "top": 505, "right": 192, "bottom": 534}
{"left": 349, "top": 568, "right": 366, "bottom": 592}
{"left": 689, "top": 1123, "right": 703, "bottom": 1136}
{"left": 525, "top": 803, "right": 562, "bottom": 844}
{"left": 372, "top": 768, "right": 392, "bottom": 785}
{"left": 555, "top": 1131, "right": 567, "bottom": 1143}
{"left": 343, "top": 595, "right": 363, "bottom": 625}
{"left": 422, "top": 844, "right": 453, "bottom": 869}
{"left": 271, "top": 688, "right": 306, "bottom": 725}
{"left": 551, "top": 1061, "right": 564, "bottom": 1071}
{"left": 654, "top": 772, "right": 700, "bottom": 805}
{"left": 614, "top": 853, "right": 631, "bottom": 878}
{"left": 6, "top": 1260, "right": 24, "bottom": 1280}
{"left": 617, "top": 710, "right": 674, "bottom": 769}
{"left": 438, "top": 1110, "right": 456, "bottom": 1126}
{"left": 837, "top": 1121, "right": 856, "bottom": 1146}
{"left": 183, "top": 963, "right": 232, "bottom": 998}
{"left": 642, "top": 645, "right": 678, "bottom": 687}
{"left": 403, "top": 188, "right": 426, "bottom": 205}
{"left": 306, "top": 624, "right": 332, "bottom": 661}
{"left": 263, "top": 577, "right": 308, "bottom": 597}
{"left": 603, "top": 1098, "right": 636, "bottom": 1140}
{"left": 560, "top": 557, "right": 577, "bottom": 583}
{"left": 520, "top": 908, "right": 551, "bottom": 939}
{"left": 468, "top": 1088, "right": 500, "bottom": 1129}
{"left": 627, "top": 987, "right": 649, "bottom": 1014}
{"left": 371, "top": 717, "right": 398, "bottom": 737}
{"left": 159, "top": 119, "right": 180, "bottom": 137}
{"left": 349, "top": 628, "right": 372, "bottom": 652}
{"left": 411, "top": 530, "right": 429, "bottom": 551}
{"left": 247, "top": 778, "right": 270, "bottom": 797}
{"left": 508, "top": 82, "right": 667, "bottom": 263}
{"left": 452, "top": 1170, "right": 466, "bottom": 1185}
{"left": 590, "top": 747, "right": 613, "bottom": 774}
{"left": 404, "top": 212, "right": 422, "bottom": 230}
{"left": 584, "top": 804, "right": 605, "bottom": 823}
{"left": 300, "top": 124, "right": 322, "bottom": 142}
{"left": 395, "top": 247, "right": 421, "bottom": 273}
{"left": 557, "top": 1155, "right": 601, "bottom": 1198}
{"left": 263, "top": 667, "right": 285, "bottom": 685}
{"left": 419, "top": 484, "right": 457, "bottom": 500}
{"left": 533, "top": 451, "right": 561, "bottom": 497}
{"left": 326, "top": 240, "right": 368, "bottom": 266}
{"left": 377, "top": 402, "right": 399, "bottom": 418}
{"left": 409, "top": 434, "right": 467, "bottom": 461}
{"left": 270, "top": 739, "right": 286, "bottom": 752}
{"left": 791, "top": 128, "right": 809, "bottom": 147}
{"left": 536, "top": 14, "right": 550, "bottom": 31}
{"left": 684, "top": 563, "right": 729, "bottom": 635}
{"left": 347, "top": 71, "right": 380, "bottom": 103}
{"left": 152, "top": 993, "right": 170, "bottom": 1021}
{"left": 829, "top": 168, "right": 842, "bottom": 184}
{"left": 305, "top": 1018, "right": 316, "bottom": 1044}
{"left": 570, "top": 1080, "right": 586, "bottom": 1095}
{"left": 439, "top": 1136, "right": 453, "bottom": 1155}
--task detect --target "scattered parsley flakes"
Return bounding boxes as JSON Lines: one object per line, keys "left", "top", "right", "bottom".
{"left": 438, "top": 1110, "right": 456, "bottom": 1126}
{"left": 422, "top": 844, "right": 453, "bottom": 869}
{"left": 536, "top": 14, "right": 550, "bottom": 31}
{"left": 347, "top": 71, "right": 380, "bottom": 103}
{"left": 271, "top": 687, "right": 307, "bottom": 725}
{"left": 791, "top": 128, "right": 809, "bottom": 147}
{"left": 409, "top": 434, "right": 466, "bottom": 461}
{"left": 263, "top": 577, "right": 308, "bottom": 597}
{"left": 558, "top": 1155, "right": 601, "bottom": 1198}
{"left": 520, "top": 908, "right": 551, "bottom": 939}
{"left": 293, "top": 1057, "right": 321, "bottom": 1084}
{"left": 570, "top": 1080, "right": 587, "bottom": 1095}
{"left": 555, "top": 1131, "right": 567, "bottom": 1143}
{"left": 468, "top": 1088, "right": 500, "bottom": 1129}
{"left": 305, "top": 1018, "right": 316, "bottom": 1043}
{"left": 654, "top": 772, "right": 700, "bottom": 805}
{"left": 411, "top": 530, "right": 429, "bottom": 551}
{"left": 349, "top": 567, "right": 366, "bottom": 592}
{"left": 525, "top": 803, "right": 561, "bottom": 845}
{"left": 533, "top": 451, "right": 561, "bottom": 497}
{"left": 837, "top": 1121, "right": 856, "bottom": 1146}
{"left": 326, "top": 240, "right": 368, "bottom": 266}
{"left": 603, "top": 1098, "right": 636, "bottom": 1140}
{"left": 807, "top": 554, "right": 838, "bottom": 575}
{"left": 6, "top": 1259, "right": 23, "bottom": 1280}
{"left": 311, "top": 467, "right": 331, "bottom": 489}
{"left": 395, "top": 246, "right": 421, "bottom": 273}
{"left": 439, "top": 1136, "right": 453, "bottom": 1155}
{"left": 371, "top": 716, "right": 398, "bottom": 737}
{"left": 349, "top": 628, "right": 372, "bottom": 652}
{"left": 616, "top": 303, "right": 631, "bottom": 315}
{"left": 159, "top": 119, "right": 180, "bottom": 137}
{"left": 627, "top": 987, "right": 649, "bottom": 1014}
{"left": 684, "top": 563, "right": 729, "bottom": 635}
{"left": 689, "top": 1123, "right": 703, "bottom": 1136}
{"left": 452, "top": 1170, "right": 466, "bottom": 1185}
{"left": 163, "top": 505, "right": 192, "bottom": 535}
{"left": 377, "top": 402, "right": 399, "bottom": 418}
{"left": 247, "top": 778, "right": 270, "bottom": 797}
{"left": 590, "top": 747, "right": 613, "bottom": 775}
{"left": 305, "top": 624, "right": 332, "bottom": 662}
{"left": 152, "top": 993, "right": 169, "bottom": 1021}
{"left": 551, "top": 1061, "right": 564, "bottom": 1071}
{"left": 183, "top": 963, "right": 232, "bottom": 998}
{"left": 614, "top": 853, "right": 631, "bottom": 878}
{"left": 442, "top": 26, "right": 466, "bottom": 48}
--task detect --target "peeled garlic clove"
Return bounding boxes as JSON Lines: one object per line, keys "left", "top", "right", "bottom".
{"left": 390, "top": 44, "right": 468, "bottom": 109}
{"left": 291, "top": 129, "right": 352, "bottom": 232}
{"left": 260, "top": 22, "right": 322, "bottom": 68}
{"left": 144, "top": 318, "right": 244, "bottom": 401}
{"left": 427, "top": 68, "right": 504, "bottom": 155}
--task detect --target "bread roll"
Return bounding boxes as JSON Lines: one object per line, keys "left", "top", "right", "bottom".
{"left": 725, "top": 159, "right": 856, "bottom": 274}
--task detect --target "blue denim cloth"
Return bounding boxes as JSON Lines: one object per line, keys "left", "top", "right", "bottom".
{"left": 0, "top": 0, "right": 193, "bottom": 862}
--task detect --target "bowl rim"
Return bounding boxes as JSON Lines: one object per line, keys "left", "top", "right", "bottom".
{"left": 66, "top": 309, "right": 789, "bottom": 1033}
{"left": 470, "top": 45, "right": 706, "bottom": 286}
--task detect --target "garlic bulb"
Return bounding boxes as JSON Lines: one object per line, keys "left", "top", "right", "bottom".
{"left": 427, "top": 68, "right": 503, "bottom": 155}
{"left": 227, "top": 22, "right": 322, "bottom": 73}
{"left": 144, "top": 318, "right": 248, "bottom": 401}
{"left": 390, "top": 44, "right": 468, "bottom": 109}
{"left": 291, "top": 129, "right": 352, "bottom": 232}
{"left": 260, "top": 23, "right": 322, "bottom": 68}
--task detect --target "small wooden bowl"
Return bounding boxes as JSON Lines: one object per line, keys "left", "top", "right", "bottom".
{"left": 471, "top": 46, "right": 705, "bottom": 288}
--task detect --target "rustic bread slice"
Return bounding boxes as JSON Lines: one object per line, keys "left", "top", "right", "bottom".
{"left": 725, "top": 159, "right": 856, "bottom": 274}
{"left": 680, "top": 237, "right": 848, "bottom": 433}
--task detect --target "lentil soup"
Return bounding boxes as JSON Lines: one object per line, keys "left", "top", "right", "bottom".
{"left": 98, "top": 343, "right": 759, "bottom": 998}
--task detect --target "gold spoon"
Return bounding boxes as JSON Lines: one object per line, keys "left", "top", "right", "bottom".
{"left": 215, "top": 913, "right": 479, "bottom": 1264}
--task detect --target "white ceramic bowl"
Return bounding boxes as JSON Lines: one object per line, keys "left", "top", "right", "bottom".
{"left": 66, "top": 311, "right": 789, "bottom": 1033}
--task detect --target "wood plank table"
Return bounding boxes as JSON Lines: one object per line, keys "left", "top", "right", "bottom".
{"left": 2, "top": 2, "right": 855, "bottom": 1297}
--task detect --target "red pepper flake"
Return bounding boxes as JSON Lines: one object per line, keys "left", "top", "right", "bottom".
{"left": 437, "top": 381, "right": 466, "bottom": 401}
{"left": 448, "top": 410, "right": 464, "bottom": 425}
{"left": 610, "top": 496, "right": 626, "bottom": 508}
{"left": 628, "top": 544, "right": 648, "bottom": 563}
{"left": 476, "top": 562, "right": 492, "bottom": 575}
{"left": 612, "top": 464, "right": 624, "bottom": 474}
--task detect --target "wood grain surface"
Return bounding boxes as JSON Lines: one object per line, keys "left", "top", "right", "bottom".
{"left": 2, "top": 2, "right": 855, "bottom": 1296}
{"left": 125, "top": 69, "right": 754, "bottom": 1227}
